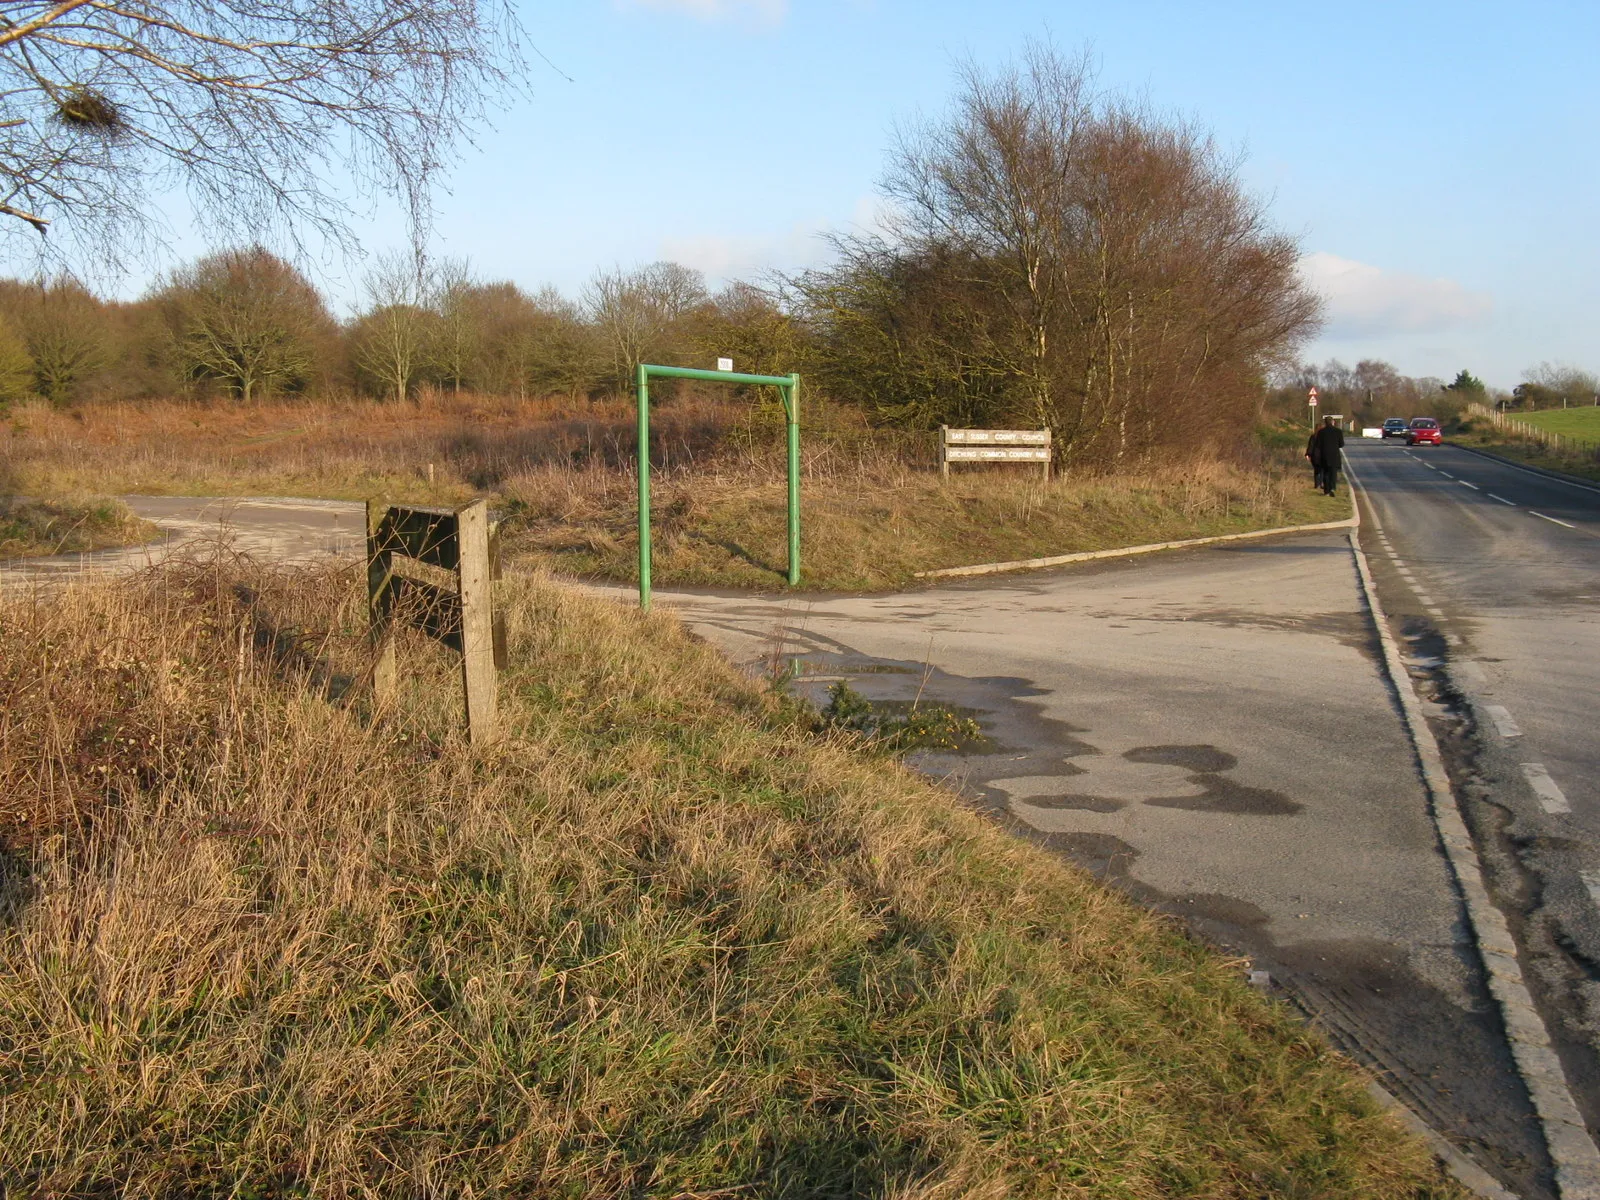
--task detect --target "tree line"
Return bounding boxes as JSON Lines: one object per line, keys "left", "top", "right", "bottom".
{"left": 1266, "top": 358, "right": 1600, "bottom": 427}
{"left": 0, "top": 45, "right": 1362, "bottom": 473}
{"left": 0, "top": 251, "right": 800, "bottom": 410}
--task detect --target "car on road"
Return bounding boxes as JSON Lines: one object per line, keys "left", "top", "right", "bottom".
{"left": 1406, "top": 417, "right": 1442, "bottom": 446}
{"left": 1382, "top": 417, "right": 1409, "bottom": 438}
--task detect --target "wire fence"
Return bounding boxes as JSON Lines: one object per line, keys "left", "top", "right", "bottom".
{"left": 1464, "top": 402, "right": 1600, "bottom": 458}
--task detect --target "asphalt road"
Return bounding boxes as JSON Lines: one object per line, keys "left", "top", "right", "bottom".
{"left": 1347, "top": 439, "right": 1600, "bottom": 1153}
{"left": 623, "top": 529, "right": 1549, "bottom": 1195}
{"left": 0, "top": 495, "right": 365, "bottom": 582}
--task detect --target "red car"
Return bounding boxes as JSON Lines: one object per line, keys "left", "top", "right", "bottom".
{"left": 1406, "top": 417, "right": 1442, "bottom": 446}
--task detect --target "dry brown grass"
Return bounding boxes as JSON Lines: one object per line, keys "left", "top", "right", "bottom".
{"left": 0, "top": 558, "right": 1461, "bottom": 1197}
{"left": 503, "top": 454, "right": 1347, "bottom": 590}
{"left": 3, "top": 392, "right": 1347, "bottom": 588}
{"left": 0, "top": 494, "right": 159, "bottom": 558}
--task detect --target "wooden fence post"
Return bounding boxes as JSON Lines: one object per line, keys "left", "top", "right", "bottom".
{"left": 939, "top": 425, "right": 950, "bottom": 480}
{"left": 455, "top": 499, "right": 499, "bottom": 745}
{"left": 366, "top": 498, "right": 396, "bottom": 706}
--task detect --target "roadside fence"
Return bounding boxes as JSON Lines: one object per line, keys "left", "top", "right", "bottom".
{"left": 1465, "top": 402, "right": 1600, "bottom": 458}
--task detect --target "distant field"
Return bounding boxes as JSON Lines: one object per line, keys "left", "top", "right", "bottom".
{"left": 1520, "top": 406, "right": 1600, "bottom": 444}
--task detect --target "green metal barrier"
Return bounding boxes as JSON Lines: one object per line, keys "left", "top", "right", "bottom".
{"left": 635, "top": 363, "right": 800, "bottom": 610}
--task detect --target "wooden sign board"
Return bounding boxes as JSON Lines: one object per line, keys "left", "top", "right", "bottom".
{"left": 940, "top": 426, "right": 1053, "bottom": 479}
{"left": 367, "top": 499, "right": 503, "bottom": 745}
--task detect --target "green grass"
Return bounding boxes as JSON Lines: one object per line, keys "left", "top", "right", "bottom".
{"left": 1518, "top": 406, "right": 1600, "bottom": 445}
{"left": 0, "top": 560, "right": 1461, "bottom": 1197}
{"left": 0, "top": 494, "right": 160, "bottom": 558}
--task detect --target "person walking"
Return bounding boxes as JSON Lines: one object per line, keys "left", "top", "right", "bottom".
{"left": 1306, "top": 416, "right": 1346, "bottom": 496}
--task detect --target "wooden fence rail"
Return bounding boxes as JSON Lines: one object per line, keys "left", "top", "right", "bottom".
{"left": 367, "top": 497, "right": 505, "bottom": 746}
{"left": 1465, "top": 401, "right": 1597, "bottom": 455}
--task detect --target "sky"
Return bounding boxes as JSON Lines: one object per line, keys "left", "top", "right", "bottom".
{"left": 145, "top": 0, "right": 1600, "bottom": 388}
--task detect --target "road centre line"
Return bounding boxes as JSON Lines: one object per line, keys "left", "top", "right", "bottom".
{"left": 1486, "top": 705, "right": 1524, "bottom": 739}
{"left": 1521, "top": 764, "right": 1572, "bottom": 815}
{"left": 1530, "top": 512, "right": 1577, "bottom": 530}
{"left": 1460, "top": 481, "right": 1480, "bottom": 490}
{"left": 1438, "top": 471, "right": 1456, "bottom": 479}
{"left": 1488, "top": 494, "right": 1516, "bottom": 506}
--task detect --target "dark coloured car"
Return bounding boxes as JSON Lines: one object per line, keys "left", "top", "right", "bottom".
{"left": 1406, "top": 417, "right": 1442, "bottom": 446}
{"left": 1382, "top": 417, "right": 1408, "bottom": 438}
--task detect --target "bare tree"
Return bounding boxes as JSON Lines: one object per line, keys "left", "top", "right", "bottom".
{"left": 432, "top": 257, "right": 479, "bottom": 395}
{"left": 808, "top": 41, "right": 1320, "bottom": 465}
{"left": 0, "top": 276, "right": 107, "bottom": 405}
{"left": 351, "top": 251, "right": 438, "bottom": 403}
{"left": 585, "top": 261, "right": 707, "bottom": 393}
{"left": 0, "top": 1, "right": 524, "bottom": 266}
{"left": 155, "top": 246, "right": 331, "bottom": 403}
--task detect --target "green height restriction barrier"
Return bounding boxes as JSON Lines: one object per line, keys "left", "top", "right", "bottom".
{"left": 636, "top": 363, "right": 800, "bottom": 610}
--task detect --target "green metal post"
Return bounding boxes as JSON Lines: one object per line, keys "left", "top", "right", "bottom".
{"left": 786, "top": 375, "right": 800, "bottom": 586}
{"left": 637, "top": 363, "right": 651, "bottom": 611}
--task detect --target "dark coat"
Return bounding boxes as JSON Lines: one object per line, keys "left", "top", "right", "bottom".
{"left": 1307, "top": 425, "right": 1345, "bottom": 467}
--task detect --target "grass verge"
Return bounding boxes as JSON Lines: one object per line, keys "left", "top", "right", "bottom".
{"left": 0, "top": 560, "right": 1462, "bottom": 1196}
{"left": 503, "top": 458, "right": 1347, "bottom": 591}
{"left": 1450, "top": 425, "right": 1600, "bottom": 486}
{"left": 4, "top": 395, "right": 1349, "bottom": 591}
{"left": 0, "top": 495, "right": 160, "bottom": 558}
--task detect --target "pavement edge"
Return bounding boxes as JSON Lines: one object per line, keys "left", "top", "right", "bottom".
{"left": 914, "top": 516, "right": 1358, "bottom": 580}
{"left": 1347, "top": 459, "right": 1600, "bottom": 1200}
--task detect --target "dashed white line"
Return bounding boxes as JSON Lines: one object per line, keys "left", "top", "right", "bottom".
{"left": 1521, "top": 763, "right": 1571, "bottom": 814}
{"left": 1487, "top": 494, "right": 1516, "bottom": 506}
{"left": 1438, "top": 471, "right": 1456, "bottom": 480}
{"left": 1460, "top": 481, "right": 1480, "bottom": 490}
{"left": 1530, "top": 511, "right": 1576, "bottom": 530}
{"left": 1485, "top": 705, "right": 1523, "bottom": 738}
{"left": 1455, "top": 659, "right": 1488, "bottom": 686}
{"left": 1582, "top": 870, "right": 1600, "bottom": 913}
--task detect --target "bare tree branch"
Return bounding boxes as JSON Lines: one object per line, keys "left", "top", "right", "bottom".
{"left": 0, "top": 0, "right": 526, "bottom": 269}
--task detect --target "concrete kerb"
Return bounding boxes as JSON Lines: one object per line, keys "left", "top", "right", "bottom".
{"left": 1345, "top": 456, "right": 1600, "bottom": 1200}
{"left": 913, "top": 516, "right": 1359, "bottom": 580}
{"left": 1368, "top": 1082, "right": 1520, "bottom": 1200}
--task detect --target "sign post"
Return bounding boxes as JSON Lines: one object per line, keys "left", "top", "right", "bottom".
{"left": 1308, "top": 386, "right": 1320, "bottom": 429}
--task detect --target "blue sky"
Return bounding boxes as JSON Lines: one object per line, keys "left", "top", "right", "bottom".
{"left": 184, "top": 1, "right": 1600, "bottom": 388}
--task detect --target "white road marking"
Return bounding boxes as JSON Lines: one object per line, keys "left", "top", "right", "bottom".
{"left": 1438, "top": 471, "right": 1456, "bottom": 480}
{"left": 1486, "top": 705, "right": 1523, "bottom": 738}
{"left": 1414, "top": 590, "right": 1437, "bottom": 605}
{"left": 1530, "top": 511, "right": 1577, "bottom": 530}
{"left": 1460, "top": 481, "right": 1480, "bottom": 490}
{"left": 1426, "top": 607, "right": 1445, "bottom": 617}
{"left": 1456, "top": 660, "right": 1488, "bottom": 685}
{"left": 1521, "top": 763, "right": 1571, "bottom": 814}
{"left": 1487, "top": 494, "right": 1516, "bottom": 506}
{"left": 1457, "top": 445, "right": 1600, "bottom": 496}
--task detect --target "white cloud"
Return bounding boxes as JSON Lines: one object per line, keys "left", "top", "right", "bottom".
{"left": 620, "top": 0, "right": 787, "bottom": 26}
{"left": 1298, "top": 252, "right": 1491, "bottom": 337}
{"left": 659, "top": 195, "right": 887, "bottom": 282}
